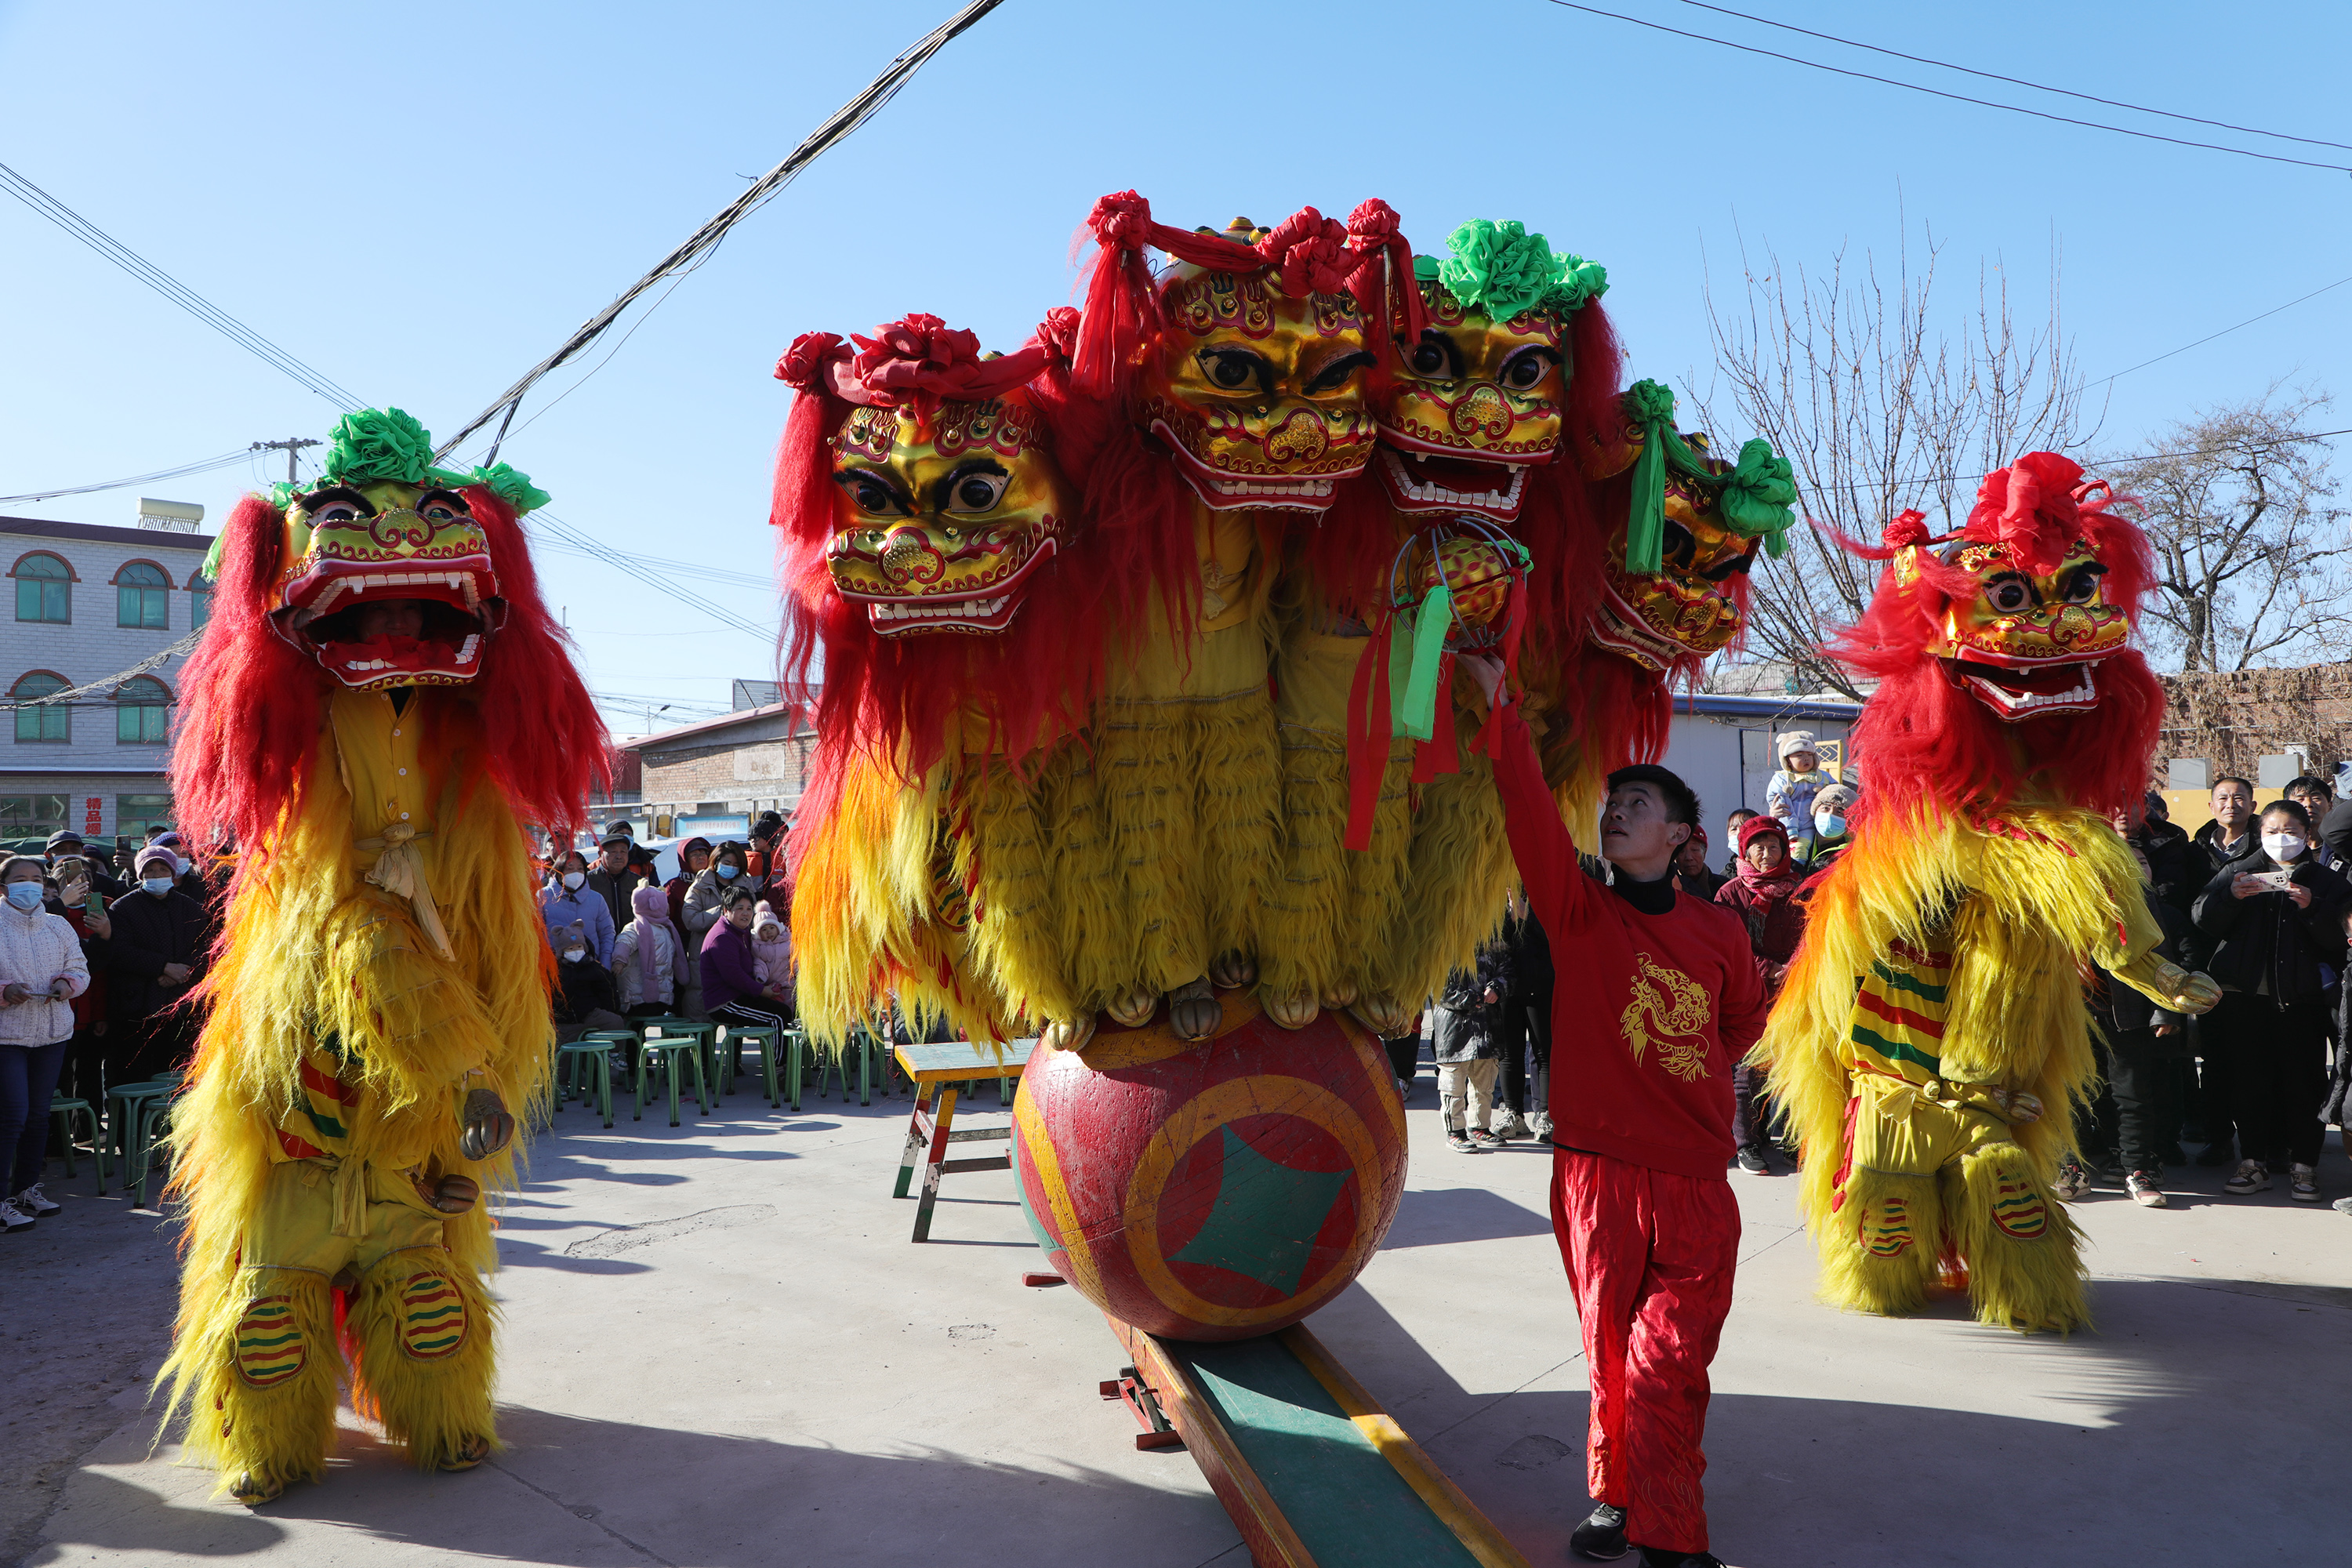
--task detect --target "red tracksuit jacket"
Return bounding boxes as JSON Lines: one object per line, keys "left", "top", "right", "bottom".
{"left": 1493, "top": 702, "right": 1769, "bottom": 1178}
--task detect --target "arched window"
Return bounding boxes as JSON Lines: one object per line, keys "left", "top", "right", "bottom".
{"left": 11, "top": 671, "right": 71, "bottom": 743}
{"left": 116, "top": 561, "right": 170, "bottom": 630}
{"left": 189, "top": 572, "right": 214, "bottom": 630}
{"left": 12, "top": 553, "right": 71, "bottom": 624}
{"left": 116, "top": 675, "right": 171, "bottom": 746}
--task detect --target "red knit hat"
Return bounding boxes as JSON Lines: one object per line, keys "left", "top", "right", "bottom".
{"left": 1737, "top": 815, "right": 1789, "bottom": 857}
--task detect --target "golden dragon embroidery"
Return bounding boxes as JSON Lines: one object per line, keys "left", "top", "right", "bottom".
{"left": 1620, "top": 951, "right": 1712, "bottom": 1082}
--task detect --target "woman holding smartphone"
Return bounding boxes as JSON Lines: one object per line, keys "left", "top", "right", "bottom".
{"left": 2191, "top": 798, "right": 2352, "bottom": 1203}
{"left": 0, "top": 855, "right": 92, "bottom": 1229}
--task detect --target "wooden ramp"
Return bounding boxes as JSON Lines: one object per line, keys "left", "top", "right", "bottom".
{"left": 1105, "top": 1317, "right": 1528, "bottom": 1568}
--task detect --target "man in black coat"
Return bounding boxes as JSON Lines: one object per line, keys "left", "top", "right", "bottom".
{"left": 2190, "top": 808, "right": 2352, "bottom": 1197}
{"left": 1495, "top": 892, "right": 1555, "bottom": 1142}
{"left": 105, "top": 844, "right": 216, "bottom": 1081}
{"left": 584, "top": 829, "right": 649, "bottom": 936}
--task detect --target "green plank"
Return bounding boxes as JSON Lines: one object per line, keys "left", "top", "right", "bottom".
{"left": 1171, "top": 1338, "right": 1483, "bottom": 1568}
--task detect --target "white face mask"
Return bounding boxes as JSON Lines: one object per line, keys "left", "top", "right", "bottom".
{"left": 142, "top": 876, "right": 173, "bottom": 897}
{"left": 562, "top": 949, "right": 586, "bottom": 964}
{"left": 2263, "top": 832, "right": 2306, "bottom": 863}
{"left": 561, "top": 871, "right": 586, "bottom": 891}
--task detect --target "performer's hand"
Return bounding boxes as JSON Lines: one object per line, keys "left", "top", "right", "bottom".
{"left": 2170, "top": 968, "right": 2223, "bottom": 1016}
{"left": 420, "top": 1173, "right": 480, "bottom": 1214}
{"left": 1460, "top": 653, "right": 1506, "bottom": 707}
{"left": 458, "top": 1087, "right": 515, "bottom": 1162}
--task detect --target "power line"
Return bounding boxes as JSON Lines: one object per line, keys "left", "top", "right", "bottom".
{"left": 433, "top": 0, "right": 1008, "bottom": 461}
{"left": 0, "top": 162, "right": 366, "bottom": 408}
{"left": 1779, "top": 428, "right": 2352, "bottom": 500}
{"left": 1535, "top": 1, "right": 2352, "bottom": 172}
{"left": 0, "top": 449, "right": 255, "bottom": 505}
{"left": 2089, "top": 272, "right": 2352, "bottom": 388}
{"left": 1679, "top": 2, "right": 2352, "bottom": 154}
{"left": 528, "top": 510, "right": 775, "bottom": 641}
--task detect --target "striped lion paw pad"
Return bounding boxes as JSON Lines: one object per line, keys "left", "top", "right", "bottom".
{"left": 397, "top": 1273, "right": 469, "bottom": 1359}
{"left": 232, "top": 1296, "right": 307, "bottom": 1388}
{"left": 1856, "top": 1194, "right": 1915, "bottom": 1258}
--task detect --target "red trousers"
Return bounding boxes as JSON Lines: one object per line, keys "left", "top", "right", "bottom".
{"left": 1550, "top": 1149, "right": 1740, "bottom": 1555}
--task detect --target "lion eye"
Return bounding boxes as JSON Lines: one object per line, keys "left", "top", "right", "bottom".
{"left": 416, "top": 489, "right": 472, "bottom": 524}
{"left": 2060, "top": 565, "right": 2104, "bottom": 605}
{"left": 1196, "top": 348, "right": 1262, "bottom": 392}
{"left": 300, "top": 488, "right": 375, "bottom": 524}
{"left": 1498, "top": 346, "right": 1559, "bottom": 392}
{"left": 1987, "top": 577, "right": 2034, "bottom": 614}
{"left": 1405, "top": 332, "right": 1457, "bottom": 379}
{"left": 948, "top": 473, "right": 1008, "bottom": 514}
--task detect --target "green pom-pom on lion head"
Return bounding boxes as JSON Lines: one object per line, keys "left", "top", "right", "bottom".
{"left": 469, "top": 461, "right": 551, "bottom": 516}
{"left": 321, "top": 407, "right": 437, "bottom": 488}
{"left": 1414, "top": 219, "right": 1608, "bottom": 323}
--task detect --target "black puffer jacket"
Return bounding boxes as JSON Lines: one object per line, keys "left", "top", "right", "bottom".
{"left": 1432, "top": 942, "right": 1512, "bottom": 1063}
{"left": 103, "top": 885, "right": 216, "bottom": 1022}
{"left": 2190, "top": 848, "right": 2352, "bottom": 1007}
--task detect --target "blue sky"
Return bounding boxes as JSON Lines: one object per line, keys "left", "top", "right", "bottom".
{"left": 4, "top": 0, "right": 2346, "bottom": 735}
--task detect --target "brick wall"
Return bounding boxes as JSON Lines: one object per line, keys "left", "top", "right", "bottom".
{"left": 638, "top": 733, "right": 818, "bottom": 813}
{"left": 2158, "top": 664, "right": 2352, "bottom": 781}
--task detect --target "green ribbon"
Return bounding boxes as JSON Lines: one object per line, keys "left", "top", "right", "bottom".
{"left": 1717, "top": 438, "right": 1795, "bottom": 557}
{"left": 1621, "top": 381, "right": 1795, "bottom": 572}
{"left": 1390, "top": 583, "right": 1454, "bottom": 742}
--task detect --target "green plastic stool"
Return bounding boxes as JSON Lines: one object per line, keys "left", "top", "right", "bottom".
{"left": 122, "top": 1091, "right": 180, "bottom": 1210}
{"left": 811, "top": 1029, "right": 877, "bottom": 1106}
{"left": 105, "top": 1080, "right": 178, "bottom": 1200}
{"left": 719, "top": 1025, "right": 779, "bottom": 1108}
{"left": 782, "top": 1026, "right": 807, "bottom": 1111}
{"left": 48, "top": 1097, "right": 107, "bottom": 1192}
{"left": 555, "top": 1036, "right": 626, "bottom": 1128}
{"left": 634, "top": 1034, "right": 711, "bottom": 1127}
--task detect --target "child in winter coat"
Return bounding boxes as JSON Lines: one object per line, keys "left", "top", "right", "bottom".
{"left": 1766, "top": 731, "right": 1835, "bottom": 863}
{"left": 750, "top": 902, "right": 793, "bottom": 1009}
{"left": 612, "top": 884, "right": 684, "bottom": 1017}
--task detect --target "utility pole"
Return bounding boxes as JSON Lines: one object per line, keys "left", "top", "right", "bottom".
{"left": 251, "top": 437, "right": 322, "bottom": 485}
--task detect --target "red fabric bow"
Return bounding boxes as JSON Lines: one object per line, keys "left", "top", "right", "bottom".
{"left": 1967, "top": 451, "right": 2087, "bottom": 575}
{"left": 775, "top": 331, "right": 848, "bottom": 392}
{"left": 1882, "top": 508, "right": 1933, "bottom": 549}
{"left": 827, "top": 314, "right": 1057, "bottom": 408}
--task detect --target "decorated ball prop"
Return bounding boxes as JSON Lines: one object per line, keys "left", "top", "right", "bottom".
{"left": 1013, "top": 994, "right": 1409, "bottom": 1342}
{"left": 1417, "top": 533, "right": 1515, "bottom": 630}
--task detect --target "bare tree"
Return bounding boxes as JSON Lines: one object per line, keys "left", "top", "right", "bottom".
{"left": 1689, "top": 225, "right": 2092, "bottom": 697}
{"left": 2102, "top": 388, "right": 2347, "bottom": 673}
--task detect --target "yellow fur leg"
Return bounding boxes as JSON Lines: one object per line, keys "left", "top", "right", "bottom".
{"left": 1813, "top": 1166, "right": 1944, "bottom": 1319}
{"left": 1951, "top": 1141, "right": 2088, "bottom": 1334}
{"left": 961, "top": 755, "right": 1081, "bottom": 1025}
{"left": 1041, "top": 738, "right": 1139, "bottom": 1018}
{"left": 1374, "top": 750, "right": 1515, "bottom": 1011}
{"left": 160, "top": 1269, "right": 339, "bottom": 1499}
{"left": 1187, "top": 685, "right": 1283, "bottom": 978}
{"left": 345, "top": 1249, "right": 500, "bottom": 1470}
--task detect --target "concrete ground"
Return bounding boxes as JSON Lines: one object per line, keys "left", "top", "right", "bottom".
{"left": 9, "top": 1063, "right": 2348, "bottom": 1568}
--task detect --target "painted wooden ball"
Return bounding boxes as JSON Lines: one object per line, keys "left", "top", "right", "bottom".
{"left": 1012, "top": 993, "right": 1409, "bottom": 1342}
{"left": 1415, "top": 534, "right": 1514, "bottom": 629}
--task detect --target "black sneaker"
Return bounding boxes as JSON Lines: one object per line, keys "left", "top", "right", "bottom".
{"left": 1446, "top": 1130, "right": 1479, "bottom": 1153}
{"left": 1470, "top": 1127, "right": 1507, "bottom": 1149}
{"left": 1570, "top": 1502, "right": 1628, "bottom": 1561}
{"left": 1735, "top": 1146, "right": 1769, "bottom": 1176}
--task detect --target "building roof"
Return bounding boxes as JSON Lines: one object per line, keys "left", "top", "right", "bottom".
{"left": 1, "top": 514, "right": 216, "bottom": 553}
{"left": 618, "top": 702, "right": 811, "bottom": 753}
{"left": 1673, "top": 690, "right": 1864, "bottom": 721}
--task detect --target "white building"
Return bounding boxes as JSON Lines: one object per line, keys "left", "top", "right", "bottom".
{"left": 2, "top": 511, "right": 216, "bottom": 850}
{"left": 1659, "top": 689, "right": 1864, "bottom": 845}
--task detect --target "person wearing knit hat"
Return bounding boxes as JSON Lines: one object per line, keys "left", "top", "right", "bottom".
{"left": 100, "top": 844, "right": 214, "bottom": 1083}
{"left": 1804, "top": 782, "right": 1860, "bottom": 874}
{"left": 1715, "top": 815, "right": 1806, "bottom": 1175}
{"left": 1671, "top": 820, "right": 1726, "bottom": 902}
{"left": 1766, "top": 731, "right": 1834, "bottom": 861}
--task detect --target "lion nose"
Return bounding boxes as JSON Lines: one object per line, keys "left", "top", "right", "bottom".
{"left": 877, "top": 525, "right": 946, "bottom": 587}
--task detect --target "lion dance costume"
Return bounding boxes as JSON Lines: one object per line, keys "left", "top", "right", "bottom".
{"left": 155, "top": 408, "right": 604, "bottom": 1503}
{"left": 1759, "top": 452, "right": 2216, "bottom": 1333}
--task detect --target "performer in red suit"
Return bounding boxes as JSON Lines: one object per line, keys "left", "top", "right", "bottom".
{"left": 1468, "top": 655, "right": 1766, "bottom": 1568}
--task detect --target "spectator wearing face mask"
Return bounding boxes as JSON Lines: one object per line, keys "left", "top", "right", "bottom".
{"left": 2192, "top": 798, "right": 2352, "bottom": 1203}
{"left": 0, "top": 855, "right": 89, "bottom": 1230}
{"left": 103, "top": 845, "right": 215, "bottom": 1083}
{"left": 39, "top": 852, "right": 112, "bottom": 1115}
{"left": 1720, "top": 810, "right": 1758, "bottom": 879}
{"left": 682, "top": 842, "right": 753, "bottom": 949}
{"left": 45, "top": 830, "right": 123, "bottom": 902}
{"left": 1716, "top": 815, "right": 1806, "bottom": 1175}
{"left": 1801, "top": 782, "right": 1858, "bottom": 877}
{"left": 550, "top": 923, "right": 628, "bottom": 1044}
{"left": 541, "top": 850, "right": 615, "bottom": 966}
{"left": 612, "top": 884, "right": 685, "bottom": 1018}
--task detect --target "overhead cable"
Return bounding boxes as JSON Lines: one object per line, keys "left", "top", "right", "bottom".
{"left": 433, "top": 0, "right": 1008, "bottom": 461}
{"left": 1536, "top": 2, "right": 2352, "bottom": 172}
{"left": 0, "top": 162, "right": 366, "bottom": 408}
{"left": 1680, "top": 2, "right": 2352, "bottom": 153}
{"left": 0, "top": 448, "right": 255, "bottom": 505}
